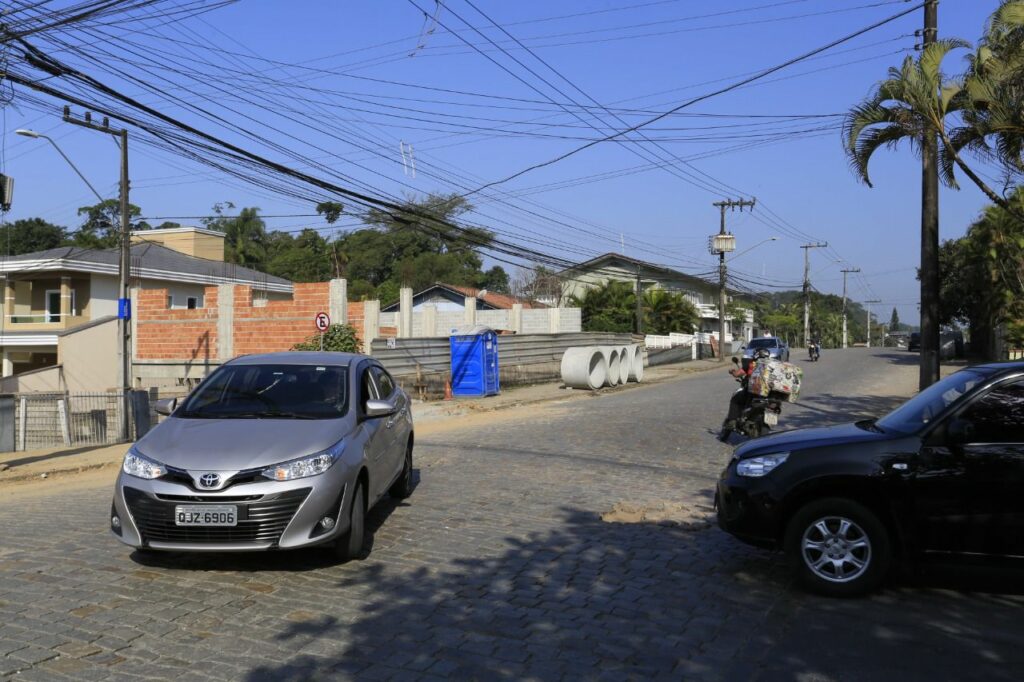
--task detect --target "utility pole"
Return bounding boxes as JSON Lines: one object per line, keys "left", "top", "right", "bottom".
{"left": 710, "top": 198, "right": 755, "bottom": 361}
{"left": 634, "top": 264, "right": 643, "bottom": 335}
{"left": 865, "top": 299, "right": 881, "bottom": 348}
{"left": 800, "top": 242, "right": 828, "bottom": 348}
{"left": 840, "top": 267, "right": 861, "bottom": 349}
{"left": 63, "top": 107, "right": 132, "bottom": 440}
{"left": 919, "top": 0, "right": 940, "bottom": 389}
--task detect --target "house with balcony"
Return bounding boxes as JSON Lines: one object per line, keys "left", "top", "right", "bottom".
{"left": 557, "top": 252, "right": 754, "bottom": 343}
{"left": 0, "top": 226, "right": 291, "bottom": 385}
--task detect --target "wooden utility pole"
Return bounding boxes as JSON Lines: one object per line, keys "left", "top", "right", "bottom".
{"left": 711, "top": 198, "right": 755, "bottom": 361}
{"left": 841, "top": 267, "right": 861, "bottom": 349}
{"left": 920, "top": 0, "right": 940, "bottom": 388}
{"left": 801, "top": 242, "right": 828, "bottom": 348}
{"left": 64, "top": 107, "right": 132, "bottom": 440}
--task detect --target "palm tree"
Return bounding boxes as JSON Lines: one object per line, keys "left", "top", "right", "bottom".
{"left": 642, "top": 289, "right": 698, "bottom": 335}
{"left": 570, "top": 280, "right": 636, "bottom": 333}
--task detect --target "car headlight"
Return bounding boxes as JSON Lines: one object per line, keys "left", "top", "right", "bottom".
{"left": 122, "top": 447, "right": 167, "bottom": 480}
{"left": 261, "top": 443, "right": 343, "bottom": 481}
{"left": 736, "top": 452, "right": 789, "bottom": 477}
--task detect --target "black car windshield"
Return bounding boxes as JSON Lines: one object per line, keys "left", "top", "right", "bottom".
{"left": 875, "top": 369, "right": 986, "bottom": 434}
{"left": 747, "top": 338, "right": 780, "bottom": 349}
{"left": 178, "top": 364, "right": 349, "bottom": 419}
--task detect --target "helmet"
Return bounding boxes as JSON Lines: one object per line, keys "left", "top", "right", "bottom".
{"left": 754, "top": 348, "right": 772, "bottom": 360}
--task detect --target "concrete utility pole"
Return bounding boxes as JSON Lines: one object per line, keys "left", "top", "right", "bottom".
{"left": 919, "top": 0, "right": 940, "bottom": 389}
{"left": 864, "top": 299, "right": 881, "bottom": 348}
{"left": 800, "top": 242, "right": 828, "bottom": 348}
{"left": 63, "top": 107, "right": 132, "bottom": 440}
{"left": 840, "top": 267, "right": 861, "bottom": 349}
{"left": 711, "top": 198, "right": 755, "bottom": 361}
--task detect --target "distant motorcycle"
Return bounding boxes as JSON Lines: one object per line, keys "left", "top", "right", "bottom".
{"left": 719, "top": 351, "right": 783, "bottom": 441}
{"left": 808, "top": 343, "right": 820, "bottom": 362}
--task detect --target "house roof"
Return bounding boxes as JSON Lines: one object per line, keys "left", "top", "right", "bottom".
{"left": 559, "top": 252, "right": 730, "bottom": 294}
{"left": 0, "top": 243, "right": 292, "bottom": 292}
{"left": 381, "top": 283, "right": 547, "bottom": 312}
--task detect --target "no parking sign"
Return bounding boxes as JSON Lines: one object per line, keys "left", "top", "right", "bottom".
{"left": 315, "top": 312, "right": 330, "bottom": 350}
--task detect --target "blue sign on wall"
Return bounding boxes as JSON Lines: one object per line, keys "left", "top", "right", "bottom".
{"left": 118, "top": 298, "right": 131, "bottom": 320}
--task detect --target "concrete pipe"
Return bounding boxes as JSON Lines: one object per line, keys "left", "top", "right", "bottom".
{"left": 561, "top": 346, "right": 607, "bottom": 390}
{"left": 598, "top": 346, "right": 622, "bottom": 387}
{"left": 617, "top": 345, "right": 631, "bottom": 385}
{"left": 628, "top": 344, "right": 644, "bottom": 382}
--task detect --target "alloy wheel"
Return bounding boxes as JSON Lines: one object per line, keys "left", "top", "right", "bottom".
{"left": 800, "top": 515, "right": 872, "bottom": 583}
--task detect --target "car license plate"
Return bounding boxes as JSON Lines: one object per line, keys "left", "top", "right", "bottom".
{"left": 174, "top": 505, "right": 237, "bottom": 527}
{"left": 763, "top": 412, "right": 779, "bottom": 426}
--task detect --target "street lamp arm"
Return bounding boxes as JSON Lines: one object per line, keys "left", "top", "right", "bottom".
{"left": 728, "top": 237, "right": 778, "bottom": 263}
{"left": 16, "top": 129, "right": 106, "bottom": 204}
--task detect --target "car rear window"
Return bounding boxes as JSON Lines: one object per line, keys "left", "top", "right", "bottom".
{"left": 747, "top": 338, "right": 779, "bottom": 349}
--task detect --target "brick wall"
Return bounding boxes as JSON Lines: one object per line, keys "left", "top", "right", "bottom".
{"left": 233, "top": 284, "right": 331, "bottom": 355}
{"left": 136, "top": 286, "right": 219, "bottom": 361}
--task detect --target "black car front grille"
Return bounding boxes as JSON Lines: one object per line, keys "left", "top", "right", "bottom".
{"left": 163, "top": 466, "right": 264, "bottom": 492}
{"left": 124, "top": 487, "right": 310, "bottom": 545}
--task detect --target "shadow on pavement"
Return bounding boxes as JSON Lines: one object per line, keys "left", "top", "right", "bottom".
{"left": 782, "top": 392, "right": 906, "bottom": 431}
{"left": 240, "top": 508, "right": 1024, "bottom": 681}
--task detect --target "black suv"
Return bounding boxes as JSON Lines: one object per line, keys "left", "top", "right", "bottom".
{"left": 908, "top": 332, "right": 921, "bottom": 351}
{"left": 717, "top": 362, "right": 1024, "bottom": 596}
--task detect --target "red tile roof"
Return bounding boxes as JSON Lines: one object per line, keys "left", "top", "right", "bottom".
{"left": 444, "top": 284, "right": 548, "bottom": 309}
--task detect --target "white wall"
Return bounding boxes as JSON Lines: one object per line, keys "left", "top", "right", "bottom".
{"left": 89, "top": 274, "right": 118, "bottom": 319}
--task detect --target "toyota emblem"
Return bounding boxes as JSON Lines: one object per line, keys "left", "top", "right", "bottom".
{"left": 199, "top": 473, "right": 220, "bottom": 488}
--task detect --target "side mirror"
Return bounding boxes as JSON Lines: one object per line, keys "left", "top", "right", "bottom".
{"left": 731, "top": 357, "right": 740, "bottom": 366}
{"left": 154, "top": 397, "right": 177, "bottom": 417}
{"left": 365, "top": 399, "right": 397, "bottom": 419}
{"left": 740, "top": 345, "right": 746, "bottom": 350}
{"left": 946, "top": 417, "right": 975, "bottom": 445}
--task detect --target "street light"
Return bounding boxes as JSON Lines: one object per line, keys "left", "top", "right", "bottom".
{"left": 15, "top": 129, "right": 107, "bottom": 204}
{"left": 728, "top": 236, "right": 778, "bottom": 262}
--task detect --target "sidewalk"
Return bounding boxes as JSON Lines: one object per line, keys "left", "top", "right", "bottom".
{"left": 0, "top": 359, "right": 726, "bottom": 489}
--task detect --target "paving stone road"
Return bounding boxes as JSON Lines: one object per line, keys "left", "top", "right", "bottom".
{"left": 1, "top": 349, "right": 1022, "bottom": 681}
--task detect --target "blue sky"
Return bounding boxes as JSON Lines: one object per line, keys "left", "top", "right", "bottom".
{"left": 0, "top": 0, "right": 1004, "bottom": 323}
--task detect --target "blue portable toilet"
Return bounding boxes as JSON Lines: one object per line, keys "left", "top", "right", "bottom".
{"left": 449, "top": 325, "right": 500, "bottom": 397}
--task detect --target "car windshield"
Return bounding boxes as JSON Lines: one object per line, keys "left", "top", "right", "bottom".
{"left": 875, "top": 369, "right": 986, "bottom": 434}
{"left": 178, "top": 363, "right": 349, "bottom": 420}
{"left": 747, "top": 338, "right": 779, "bottom": 349}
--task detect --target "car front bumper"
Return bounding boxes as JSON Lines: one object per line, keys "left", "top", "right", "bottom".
{"left": 716, "top": 464, "right": 784, "bottom": 550}
{"left": 111, "top": 463, "right": 356, "bottom": 552}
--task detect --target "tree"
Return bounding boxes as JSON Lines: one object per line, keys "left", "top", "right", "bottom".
{"left": 643, "top": 288, "right": 698, "bottom": 335}
{"left": 0, "top": 218, "right": 66, "bottom": 254}
{"left": 570, "top": 280, "right": 635, "bottom": 333}
{"left": 316, "top": 201, "right": 344, "bottom": 225}
{"left": 889, "top": 307, "right": 901, "bottom": 332}
{"left": 203, "top": 203, "right": 268, "bottom": 267}
{"left": 72, "top": 199, "right": 145, "bottom": 249}
{"left": 476, "top": 265, "right": 510, "bottom": 294}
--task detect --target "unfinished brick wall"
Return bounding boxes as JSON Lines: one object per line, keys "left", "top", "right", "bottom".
{"left": 135, "top": 287, "right": 219, "bottom": 361}
{"left": 134, "top": 282, "right": 381, "bottom": 362}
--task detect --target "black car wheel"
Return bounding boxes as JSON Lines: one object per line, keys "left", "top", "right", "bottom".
{"left": 389, "top": 440, "right": 414, "bottom": 499}
{"left": 334, "top": 482, "right": 366, "bottom": 562}
{"left": 784, "top": 498, "right": 890, "bottom": 597}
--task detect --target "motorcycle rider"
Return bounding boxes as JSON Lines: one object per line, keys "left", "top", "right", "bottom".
{"left": 718, "top": 356, "right": 754, "bottom": 442}
{"left": 808, "top": 337, "right": 820, "bottom": 361}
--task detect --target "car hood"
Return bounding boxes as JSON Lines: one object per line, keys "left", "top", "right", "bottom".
{"left": 734, "top": 421, "right": 889, "bottom": 459}
{"left": 135, "top": 416, "right": 350, "bottom": 470}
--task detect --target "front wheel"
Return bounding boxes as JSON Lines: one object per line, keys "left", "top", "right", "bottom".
{"left": 389, "top": 441, "right": 413, "bottom": 499}
{"left": 333, "top": 482, "right": 366, "bottom": 562}
{"left": 784, "top": 498, "right": 890, "bottom": 597}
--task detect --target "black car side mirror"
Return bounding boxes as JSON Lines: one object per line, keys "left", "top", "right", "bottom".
{"left": 731, "top": 357, "right": 739, "bottom": 366}
{"left": 946, "top": 417, "right": 975, "bottom": 445}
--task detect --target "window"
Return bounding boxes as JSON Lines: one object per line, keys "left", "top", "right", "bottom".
{"left": 360, "top": 365, "right": 379, "bottom": 413}
{"left": 45, "top": 289, "right": 76, "bottom": 322}
{"left": 961, "top": 380, "right": 1024, "bottom": 444}
{"left": 372, "top": 366, "right": 396, "bottom": 398}
{"left": 167, "top": 295, "right": 174, "bottom": 309}
{"left": 186, "top": 297, "right": 198, "bottom": 310}
{"left": 177, "top": 364, "right": 349, "bottom": 420}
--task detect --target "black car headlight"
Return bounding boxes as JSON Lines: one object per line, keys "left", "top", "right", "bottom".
{"left": 737, "top": 452, "right": 789, "bottom": 477}
{"left": 122, "top": 447, "right": 167, "bottom": 480}
{"left": 261, "top": 441, "right": 345, "bottom": 481}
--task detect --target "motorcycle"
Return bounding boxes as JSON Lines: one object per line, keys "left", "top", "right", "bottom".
{"left": 719, "top": 352, "right": 783, "bottom": 441}
{"left": 808, "top": 343, "right": 820, "bottom": 362}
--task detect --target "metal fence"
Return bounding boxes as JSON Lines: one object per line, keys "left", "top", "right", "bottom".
{"left": 1, "top": 391, "right": 151, "bottom": 452}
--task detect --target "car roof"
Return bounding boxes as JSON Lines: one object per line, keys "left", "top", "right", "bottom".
{"left": 964, "top": 361, "right": 1024, "bottom": 375}
{"left": 226, "top": 351, "right": 368, "bottom": 367}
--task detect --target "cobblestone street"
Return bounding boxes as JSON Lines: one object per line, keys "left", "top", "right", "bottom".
{"left": 1, "top": 350, "right": 1022, "bottom": 681}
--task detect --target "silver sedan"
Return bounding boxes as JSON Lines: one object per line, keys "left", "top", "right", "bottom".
{"left": 110, "top": 352, "right": 414, "bottom": 560}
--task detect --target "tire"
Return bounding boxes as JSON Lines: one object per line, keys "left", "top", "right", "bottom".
{"left": 389, "top": 441, "right": 414, "bottom": 499}
{"left": 334, "top": 482, "right": 366, "bottom": 562}
{"left": 784, "top": 498, "right": 891, "bottom": 597}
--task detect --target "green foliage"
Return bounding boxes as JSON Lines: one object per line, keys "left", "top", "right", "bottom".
{"left": 889, "top": 307, "right": 901, "bottom": 331}
{"left": 72, "top": 200, "right": 144, "bottom": 249}
{"left": 0, "top": 218, "right": 66, "bottom": 254}
{"left": 292, "top": 323, "right": 360, "bottom": 352}
{"left": 570, "top": 281, "right": 697, "bottom": 334}
{"left": 316, "top": 201, "right": 344, "bottom": 225}
{"left": 750, "top": 293, "right": 869, "bottom": 348}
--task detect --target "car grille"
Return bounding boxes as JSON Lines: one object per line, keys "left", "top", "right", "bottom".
{"left": 123, "top": 487, "right": 310, "bottom": 545}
